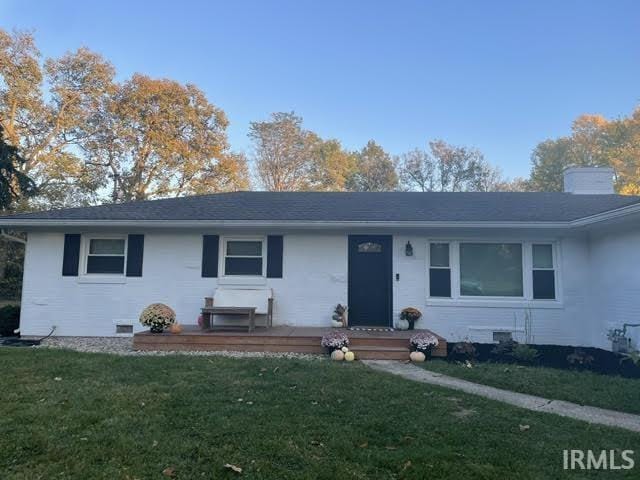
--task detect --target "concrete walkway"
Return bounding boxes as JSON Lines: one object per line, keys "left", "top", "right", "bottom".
{"left": 364, "top": 360, "right": 640, "bottom": 433}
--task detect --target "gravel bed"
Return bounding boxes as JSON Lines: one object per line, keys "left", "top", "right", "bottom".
{"left": 35, "top": 336, "right": 323, "bottom": 360}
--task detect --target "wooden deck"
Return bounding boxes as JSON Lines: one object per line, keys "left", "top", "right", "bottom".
{"left": 133, "top": 326, "right": 447, "bottom": 360}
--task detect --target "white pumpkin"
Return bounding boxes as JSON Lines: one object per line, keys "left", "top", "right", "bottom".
{"left": 396, "top": 319, "right": 410, "bottom": 331}
{"left": 344, "top": 351, "right": 355, "bottom": 362}
{"left": 331, "top": 350, "right": 345, "bottom": 361}
{"left": 341, "top": 346, "right": 349, "bottom": 353}
{"left": 410, "top": 351, "right": 426, "bottom": 362}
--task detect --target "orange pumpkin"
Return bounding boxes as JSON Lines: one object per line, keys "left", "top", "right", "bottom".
{"left": 169, "top": 323, "right": 183, "bottom": 334}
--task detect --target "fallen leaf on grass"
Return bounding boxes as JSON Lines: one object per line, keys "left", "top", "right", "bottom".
{"left": 152, "top": 440, "right": 158, "bottom": 447}
{"left": 519, "top": 424, "right": 530, "bottom": 432}
{"left": 310, "top": 440, "right": 324, "bottom": 447}
{"left": 401, "top": 460, "right": 412, "bottom": 472}
{"left": 223, "top": 463, "right": 243, "bottom": 474}
{"left": 54, "top": 377, "right": 62, "bottom": 381}
{"left": 162, "top": 466, "right": 176, "bottom": 477}
{"left": 359, "top": 442, "right": 368, "bottom": 448}
{"left": 385, "top": 446, "right": 398, "bottom": 450}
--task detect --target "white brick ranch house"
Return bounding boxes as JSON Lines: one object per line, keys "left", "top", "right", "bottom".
{"left": 2, "top": 167, "right": 640, "bottom": 351}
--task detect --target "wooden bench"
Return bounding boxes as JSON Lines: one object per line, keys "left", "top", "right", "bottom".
{"left": 202, "top": 288, "right": 273, "bottom": 333}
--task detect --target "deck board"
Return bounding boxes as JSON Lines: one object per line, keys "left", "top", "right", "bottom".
{"left": 133, "top": 325, "right": 447, "bottom": 359}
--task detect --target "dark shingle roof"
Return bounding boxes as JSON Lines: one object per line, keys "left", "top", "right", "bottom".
{"left": 3, "top": 191, "right": 640, "bottom": 224}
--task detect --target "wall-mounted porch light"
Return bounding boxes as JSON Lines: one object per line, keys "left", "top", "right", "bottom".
{"left": 405, "top": 241, "right": 413, "bottom": 257}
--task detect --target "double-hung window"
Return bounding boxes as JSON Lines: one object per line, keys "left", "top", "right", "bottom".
{"left": 429, "top": 243, "right": 451, "bottom": 297}
{"left": 532, "top": 244, "right": 556, "bottom": 299}
{"left": 85, "top": 237, "right": 126, "bottom": 274}
{"left": 223, "top": 239, "right": 264, "bottom": 276}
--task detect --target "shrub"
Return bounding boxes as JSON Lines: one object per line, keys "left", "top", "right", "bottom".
{"left": 321, "top": 331, "right": 349, "bottom": 352}
{"left": 491, "top": 339, "right": 518, "bottom": 358}
{"left": 449, "top": 341, "right": 477, "bottom": 362}
{"left": 511, "top": 344, "right": 539, "bottom": 364}
{"left": 566, "top": 348, "right": 595, "bottom": 368}
{"left": 620, "top": 351, "right": 640, "bottom": 367}
{"left": 0, "top": 304, "right": 20, "bottom": 337}
{"left": 139, "top": 303, "right": 176, "bottom": 333}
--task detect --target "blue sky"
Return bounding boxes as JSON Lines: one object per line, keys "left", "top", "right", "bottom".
{"left": 2, "top": 0, "right": 638, "bottom": 178}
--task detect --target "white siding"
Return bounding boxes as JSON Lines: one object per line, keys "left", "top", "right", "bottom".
{"left": 589, "top": 227, "right": 640, "bottom": 350}
{"left": 20, "top": 232, "right": 348, "bottom": 336}
{"left": 19, "top": 228, "right": 638, "bottom": 349}
{"left": 393, "top": 234, "right": 593, "bottom": 347}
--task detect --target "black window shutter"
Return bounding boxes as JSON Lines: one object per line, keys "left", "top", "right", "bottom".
{"left": 202, "top": 235, "right": 219, "bottom": 277}
{"left": 267, "top": 235, "right": 283, "bottom": 278}
{"left": 62, "top": 234, "right": 81, "bottom": 276}
{"left": 126, "top": 234, "right": 145, "bottom": 277}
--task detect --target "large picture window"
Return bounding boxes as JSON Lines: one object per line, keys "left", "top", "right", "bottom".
{"left": 85, "top": 238, "right": 126, "bottom": 274}
{"left": 460, "top": 243, "right": 523, "bottom": 297}
{"left": 223, "top": 239, "right": 264, "bottom": 276}
{"left": 427, "top": 240, "right": 559, "bottom": 302}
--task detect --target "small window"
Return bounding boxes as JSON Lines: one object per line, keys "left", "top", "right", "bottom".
{"left": 115, "top": 324, "right": 133, "bottom": 334}
{"left": 429, "top": 243, "right": 451, "bottom": 297}
{"left": 224, "top": 240, "right": 264, "bottom": 276}
{"left": 532, "top": 244, "right": 555, "bottom": 299}
{"left": 357, "top": 242, "right": 382, "bottom": 253}
{"left": 86, "top": 238, "right": 126, "bottom": 274}
{"left": 493, "top": 331, "right": 513, "bottom": 343}
{"left": 460, "top": 243, "right": 523, "bottom": 297}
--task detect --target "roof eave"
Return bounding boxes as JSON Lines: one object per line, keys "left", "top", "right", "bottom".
{"left": 3, "top": 201, "right": 640, "bottom": 229}
{"left": 0, "top": 219, "right": 571, "bottom": 229}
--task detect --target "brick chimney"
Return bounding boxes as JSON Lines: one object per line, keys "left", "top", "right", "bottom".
{"left": 563, "top": 167, "right": 614, "bottom": 194}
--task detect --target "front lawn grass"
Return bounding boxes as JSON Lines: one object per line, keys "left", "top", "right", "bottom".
{"left": 1, "top": 348, "right": 638, "bottom": 479}
{"left": 422, "top": 359, "right": 640, "bottom": 414}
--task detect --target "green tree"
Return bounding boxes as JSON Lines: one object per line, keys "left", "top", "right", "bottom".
{"left": 529, "top": 138, "right": 573, "bottom": 191}
{"left": 398, "top": 140, "right": 503, "bottom": 192}
{"left": 347, "top": 140, "right": 398, "bottom": 191}
{"left": 607, "top": 108, "right": 640, "bottom": 194}
{"left": 0, "top": 124, "right": 37, "bottom": 211}
{"left": 527, "top": 112, "right": 640, "bottom": 193}
{"left": 0, "top": 29, "right": 115, "bottom": 207}
{"left": 249, "top": 112, "right": 316, "bottom": 191}
{"left": 1, "top": 29, "right": 244, "bottom": 205}
{"left": 85, "top": 74, "right": 245, "bottom": 201}
{"left": 308, "top": 139, "right": 357, "bottom": 191}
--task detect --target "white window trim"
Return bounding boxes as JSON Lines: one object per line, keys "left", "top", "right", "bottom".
{"left": 80, "top": 234, "right": 128, "bottom": 277}
{"left": 219, "top": 236, "right": 267, "bottom": 283}
{"left": 425, "top": 239, "right": 562, "bottom": 308}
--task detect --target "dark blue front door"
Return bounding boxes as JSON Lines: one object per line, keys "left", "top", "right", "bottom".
{"left": 348, "top": 235, "right": 392, "bottom": 327}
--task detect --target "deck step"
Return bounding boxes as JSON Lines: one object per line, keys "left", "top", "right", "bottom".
{"left": 349, "top": 346, "right": 410, "bottom": 361}
{"left": 132, "top": 326, "right": 447, "bottom": 360}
